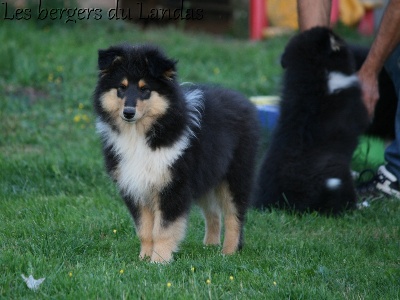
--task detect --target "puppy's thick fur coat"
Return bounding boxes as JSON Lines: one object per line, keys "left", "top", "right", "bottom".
{"left": 254, "top": 27, "right": 369, "bottom": 214}
{"left": 94, "top": 44, "right": 260, "bottom": 262}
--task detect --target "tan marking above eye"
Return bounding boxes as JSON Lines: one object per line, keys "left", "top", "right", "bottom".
{"left": 138, "top": 79, "right": 147, "bottom": 89}
{"left": 121, "top": 78, "right": 128, "bottom": 88}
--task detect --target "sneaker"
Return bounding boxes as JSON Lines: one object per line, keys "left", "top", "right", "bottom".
{"left": 356, "top": 169, "right": 381, "bottom": 198}
{"left": 375, "top": 166, "right": 400, "bottom": 199}
{"left": 355, "top": 166, "right": 400, "bottom": 200}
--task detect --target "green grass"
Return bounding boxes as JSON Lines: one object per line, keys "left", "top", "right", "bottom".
{"left": 1, "top": 19, "right": 399, "bottom": 299}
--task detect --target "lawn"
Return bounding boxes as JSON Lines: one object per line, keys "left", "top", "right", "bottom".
{"left": 1, "top": 16, "right": 399, "bottom": 299}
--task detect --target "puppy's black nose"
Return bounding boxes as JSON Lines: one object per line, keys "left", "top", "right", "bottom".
{"left": 123, "top": 107, "right": 136, "bottom": 120}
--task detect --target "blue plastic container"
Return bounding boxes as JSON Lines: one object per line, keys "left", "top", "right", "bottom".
{"left": 250, "top": 96, "right": 280, "bottom": 131}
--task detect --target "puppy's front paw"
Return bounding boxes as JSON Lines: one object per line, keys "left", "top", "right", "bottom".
{"left": 150, "top": 251, "right": 173, "bottom": 264}
{"left": 139, "top": 242, "right": 153, "bottom": 260}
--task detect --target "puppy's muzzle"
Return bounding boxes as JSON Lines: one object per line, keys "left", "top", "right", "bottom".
{"left": 121, "top": 106, "right": 136, "bottom": 123}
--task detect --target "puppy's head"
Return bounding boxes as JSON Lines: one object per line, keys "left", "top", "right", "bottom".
{"left": 94, "top": 44, "right": 178, "bottom": 131}
{"left": 281, "top": 27, "right": 355, "bottom": 74}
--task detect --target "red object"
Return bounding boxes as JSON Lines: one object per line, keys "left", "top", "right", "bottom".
{"left": 358, "top": 9, "right": 375, "bottom": 36}
{"left": 250, "top": 0, "right": 268, "bottom": 40}
{"left": 330, "top": 0, "right": 339, "bottom": 25}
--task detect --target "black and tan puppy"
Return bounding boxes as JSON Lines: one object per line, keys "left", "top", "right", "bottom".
{"left": 93, "top": 44, "right": 260, "bottom": 262}
{"left": 254, "top": 27, "right": 369, "bottom": 214}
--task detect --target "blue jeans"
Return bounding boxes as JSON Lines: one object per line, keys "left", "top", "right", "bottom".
{"left": 383, "top": 44, "right": 400, "bottom": 180}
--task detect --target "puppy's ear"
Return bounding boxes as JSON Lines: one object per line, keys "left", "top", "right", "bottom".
{"left": 162, "top": 66, "right": 177, "bottom": 81}
{"left": 146, "top": 49, "right": 177, "bottom": 81}
{"left": 98, "top": 48, "right": 123, "bottom": 72}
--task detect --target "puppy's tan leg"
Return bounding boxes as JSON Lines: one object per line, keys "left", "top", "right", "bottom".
{"left": 217, "top": 182, "right": 241, "bottom": 255}
{"left": 198, "top": 190, "right": 221, "bottom": 246}
{"left": 136, "top": 205, "right": 154, "bottom": 259}
{"left": 151, "top": 209, "right": 187, "bottom": 263}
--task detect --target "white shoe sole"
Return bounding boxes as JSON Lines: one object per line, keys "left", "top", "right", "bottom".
{"left": 376, "top": 183, "right": 400, "bottom": 199}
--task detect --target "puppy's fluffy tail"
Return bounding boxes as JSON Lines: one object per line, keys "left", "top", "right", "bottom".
{"left": 320, "top": 175, "right": 356, "bottom": 215}
{"left": 325, "top": 177, "right": 342, "bottom": 190}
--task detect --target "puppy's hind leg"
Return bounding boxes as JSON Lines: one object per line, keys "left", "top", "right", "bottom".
{"left": 217, "top": 182, "right": 243, "bottom": 255}
{"left": 198, "top": 190, "right": 222, "bottom": 246}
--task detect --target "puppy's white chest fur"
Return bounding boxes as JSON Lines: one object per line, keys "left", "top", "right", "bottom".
{"left": 96, "top": 121, "right": 190, "bottom": 204}
{"left": 327, "top": 71, "right": 359, "bottom": 94}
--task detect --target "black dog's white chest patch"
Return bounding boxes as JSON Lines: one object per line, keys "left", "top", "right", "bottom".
{"left": 327, "top": 71, "right": 359, "bottom": 94}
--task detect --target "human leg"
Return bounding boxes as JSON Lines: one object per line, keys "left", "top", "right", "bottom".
{"left": 375, "top": 44, "right": 400, "bottom": 197}
{"left": 356, "top": 44, "right": 400, "bottom": 199}
{"left": 383, "top": 44, "right": 400, "bottom": 179}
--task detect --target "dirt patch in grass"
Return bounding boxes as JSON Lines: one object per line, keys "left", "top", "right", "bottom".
{"left": 4, "top": 85, "right": 49, "bottom": 105}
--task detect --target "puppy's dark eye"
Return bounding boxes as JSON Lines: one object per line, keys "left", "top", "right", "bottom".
{"left": 139, "top": 85, "right": 151, "bottom": 99}
{"left": 140, "top": 86, "right": 149, "bottom": 93}
{"left": 118, "top": 84, "right": 127, "bottom": 92}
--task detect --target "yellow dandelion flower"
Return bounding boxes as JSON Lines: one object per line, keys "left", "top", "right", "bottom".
{"left": 273, "top": 281, "right": 277, "bottom": 286}
{"left": 119, "top": 269, "right": 124, "bottom": 274}
{"left": 229, "top": 276, "right": 234, "bottom": 281}
{"left": 73, "top": 115, "right": 81, "bottom": 123}
{"left": 191, "top": 266, "right": 195, "bottom": 272}
{"left": 113, "top": 229, "right": 117, "bottom": 234}
{"left": 206, "top": 279, "right": 211, "bottom": 284}
{"left": 167, "top": 282, "right": 172, "bottom": 288}
{"left": 56, "top": 65, "right": 64, "bottom": 72}
{"left": 68, "top": 272, "right": 73, "bottom": 277}
{"left": 78, "top": 103, "right": 84, "bottom": 110}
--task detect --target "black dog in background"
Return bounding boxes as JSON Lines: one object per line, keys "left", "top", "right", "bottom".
{"left": 254, "top": 27, "right": 369, "bottom": 214}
